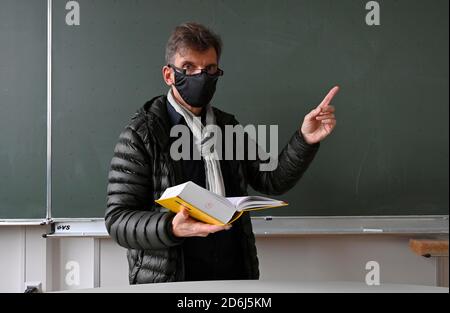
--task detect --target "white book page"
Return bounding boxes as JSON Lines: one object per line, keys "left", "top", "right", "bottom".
{"left": 227, "top": 196, "right": 285, "bottom": 211}
{"left": 181, "top": 182, "right": 235, "bottom": 223}
{"left": 209, "top": 191, "right": 234, "bottom": 207}
{"left": 226, "top": 197, "right": 248, "bottom": 208}
{"left": 158, "top": 182, "right": 189, "bottom": 199}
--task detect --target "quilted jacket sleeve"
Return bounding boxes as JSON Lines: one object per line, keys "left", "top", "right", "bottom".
{"left": 244, "top": 129, "right": 321, "bottom": 196}
{"left": 105, "top": 125, "right": 184, "bottom": 250}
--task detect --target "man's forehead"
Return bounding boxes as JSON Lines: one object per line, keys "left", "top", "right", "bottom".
{"left": 175, "top": 47, "right": 218, "bottom": 65}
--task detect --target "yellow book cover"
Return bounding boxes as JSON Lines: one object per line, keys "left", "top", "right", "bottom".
{"left": 155, "top": 181, "right": 288, "bottom": 225}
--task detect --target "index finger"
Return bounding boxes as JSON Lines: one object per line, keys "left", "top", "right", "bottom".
{"left": 319, "top": 86, "right": 340, "bottom": 108}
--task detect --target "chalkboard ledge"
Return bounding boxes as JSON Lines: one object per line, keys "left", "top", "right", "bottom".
{"left": 251, "top": 215, "right": 449, "bottom": 237}
{"left": 0, "top": 219, "right": 47, "bottom": 226}
{"left": 40, "top": 215, "right": 449, "bottom": 238}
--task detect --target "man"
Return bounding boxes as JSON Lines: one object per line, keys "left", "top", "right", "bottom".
{"left": 105, "top": 22, "right": 338, "bottom": 284}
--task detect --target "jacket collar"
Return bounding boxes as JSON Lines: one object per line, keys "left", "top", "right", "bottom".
{"left": 140, "top": 95, "right": 237, "bottom": 151}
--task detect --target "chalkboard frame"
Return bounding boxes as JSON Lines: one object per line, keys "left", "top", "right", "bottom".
{"left": 1, "top": 0, "right": 448, "bottom": 223}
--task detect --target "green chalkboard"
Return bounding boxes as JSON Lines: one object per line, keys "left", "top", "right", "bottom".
{"left": 49, "top": 0, "right": 448, "bottom": 218}
{"left": 0, "top": 0, "right": 47, "bottom": 219}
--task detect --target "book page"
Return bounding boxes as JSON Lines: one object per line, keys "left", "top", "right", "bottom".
{"left": 226, "top": 197, "right": 247, "bottom": 208}
{"left": 180, "top": 182, "right": 236, "bottom": 223}
{"left": 159, "top": 182, "right": 189, "bottom": 199}
{"left": 208, "top": 190, "right": 235, "bottom": 207}
{"left": 229, "top": 196, "right": 286, "bottom": 211}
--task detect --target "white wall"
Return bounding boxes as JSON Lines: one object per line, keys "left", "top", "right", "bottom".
{"left": 0, "top": 227, "right": 24, "bottom": 293}
{"left": 257, "top": 236, "right": 438, "bottom": 285}
{"left": 0, "top": 225, "right": 447, "bottom": 292}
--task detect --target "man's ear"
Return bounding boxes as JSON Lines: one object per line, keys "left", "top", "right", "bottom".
{"left": 162, "top": 65, "right": 174, "bottom": 86}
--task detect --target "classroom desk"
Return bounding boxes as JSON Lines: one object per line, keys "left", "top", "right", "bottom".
{"left": 61, "top": 280, "right": 448, "bottom": 293}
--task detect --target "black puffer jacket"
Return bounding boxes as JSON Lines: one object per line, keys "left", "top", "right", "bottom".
{"left": 105, "top": 95, "right": 320, "bottom": 284}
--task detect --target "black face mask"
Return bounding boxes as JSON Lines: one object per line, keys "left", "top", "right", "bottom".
{"left": 170, "top": 65, "right": 220, "bottom": 108}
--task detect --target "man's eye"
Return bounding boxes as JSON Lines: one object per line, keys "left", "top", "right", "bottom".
{"left": 183, "top": 64, "right": 193, "bottom": 70}
{"left": 206, "top": 65, "right": 218, "bottom": 74}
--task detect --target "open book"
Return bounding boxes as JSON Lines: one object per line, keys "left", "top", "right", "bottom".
{"left": 155, "top": 181, "right": 288, "bottom": 225}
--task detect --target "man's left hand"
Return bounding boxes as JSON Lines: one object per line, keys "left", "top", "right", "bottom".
{"left": 300, "top": 86, "right": 339, "bottom": 145}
